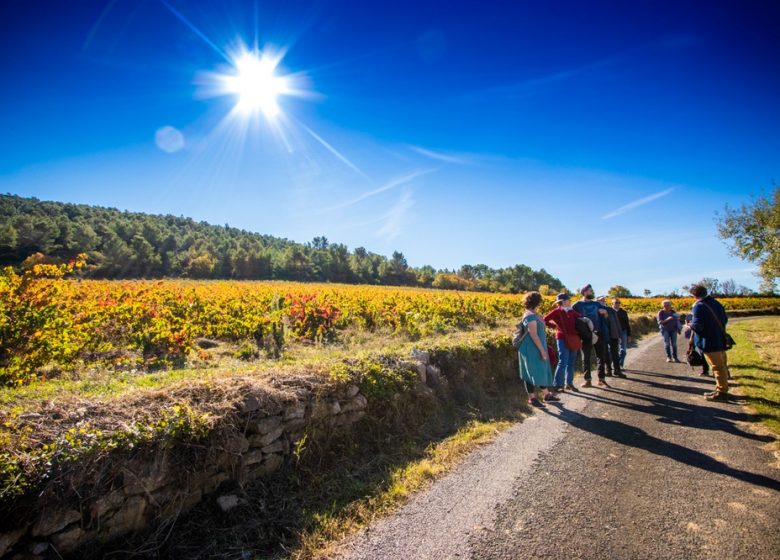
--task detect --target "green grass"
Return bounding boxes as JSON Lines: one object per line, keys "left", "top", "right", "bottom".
{"left": 728, "top": 317, "right": 780, "bottom": 436}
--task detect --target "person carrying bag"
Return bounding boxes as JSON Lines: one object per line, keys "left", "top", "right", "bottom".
{"left": 544, "top": 292, "right": 582, "bottom": 392}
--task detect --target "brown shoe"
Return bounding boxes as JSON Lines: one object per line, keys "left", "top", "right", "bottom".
{"left": 597, "top": 378, "right": 610, "bottom": 387}
{"left": 581, "top": 380, "right": 593, "bottom": 388}
{"left": 705, "top": 392, "right": 730, "bottom": 402}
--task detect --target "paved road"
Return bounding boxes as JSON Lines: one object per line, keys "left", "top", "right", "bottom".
{"left": 336, "top": 331, "right": 780, "bottom": 560}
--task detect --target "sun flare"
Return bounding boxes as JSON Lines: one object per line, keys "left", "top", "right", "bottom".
{"left": 219, "top": 50, "right": 291, "bottom": 117}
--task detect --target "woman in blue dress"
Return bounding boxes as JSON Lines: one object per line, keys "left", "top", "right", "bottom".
{"left": 517, "top": 291, "right": 558, "bottom": 406}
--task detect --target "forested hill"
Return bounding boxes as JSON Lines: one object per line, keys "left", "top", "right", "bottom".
{"left": 0, "top": 194, "right": 564, "bottom": 293}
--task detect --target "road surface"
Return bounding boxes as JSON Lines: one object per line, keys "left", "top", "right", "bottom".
{"left": 336, "top": 328, "right": 780, "bottom": 560}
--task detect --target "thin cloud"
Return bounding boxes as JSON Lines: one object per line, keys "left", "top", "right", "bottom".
{"left": 461, "top": 55, "right": 621, "bottom": 100}
{"left": 322, "top": 169, "right": 433, "bottom": 212}
{"left": 377, "top": 190, "right": 414, "bottom": 241}
{"left": 409, "top": 145, "right": 470, "bottom": 165}
{"left": 601, "top": 188, "right": 675, "bottom": 220}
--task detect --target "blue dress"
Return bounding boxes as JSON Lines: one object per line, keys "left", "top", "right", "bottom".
{"left": 518, "top": 314, "right": 554, "bottom": 387}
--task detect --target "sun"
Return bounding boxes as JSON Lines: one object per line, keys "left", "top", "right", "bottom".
{"left": 220, "top": 50, "right": 291, "bottom": 117}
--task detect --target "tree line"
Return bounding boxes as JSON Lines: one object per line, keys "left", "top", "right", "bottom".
{"left": 0, "top": 194, "right": 564, "bottom": 293}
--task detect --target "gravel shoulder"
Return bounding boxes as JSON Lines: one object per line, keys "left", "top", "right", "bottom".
{"left": 336, "top": 329, "right": 780, "bottom": 560}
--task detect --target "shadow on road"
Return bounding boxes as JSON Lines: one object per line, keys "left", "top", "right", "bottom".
{"left": 626, "top": 369, "right": 713, "bottom": 384}
{"left": 543, "top": 406, "right": 780, "bottom": 492}
{"left": 566, "top": 388, "right": 774, "bottom": 443}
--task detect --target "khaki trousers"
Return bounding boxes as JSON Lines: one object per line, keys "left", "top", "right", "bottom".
{"left": 704, "top": 351, "right": 730, "bottom": 394}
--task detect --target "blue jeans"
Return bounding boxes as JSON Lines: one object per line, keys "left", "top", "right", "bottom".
{"left": 554, "top": 338, "right": 577, "bottom": 386}
{"left": 618, "top": 331, "right": 628, "bottom": 368}
{"left": 662, "top": 329, "right": 678, "bottom": 360}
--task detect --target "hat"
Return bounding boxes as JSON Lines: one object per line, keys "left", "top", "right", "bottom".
{"left": 596, "top": 295, "right": 606, "bottom": 302}
{"left": 579, "top": 284, "right": 592, "bottom": 295}
{"left": 555, "top": 292, "right": 572, "bottom": 303}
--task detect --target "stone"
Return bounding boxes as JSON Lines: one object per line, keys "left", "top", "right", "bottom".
{"left": 31, "top": 509, "right": 81, "bottom": 537}
{"left": 103, "top": 496, "right": 147, "bottom": 539}
{"left": 50, "top": 526, "right": 86, "bottom": 553}
{"left": 194, "top": 337, "right": 220, "bottom": 349}
{"left": 311, "top": 399, "right": 341, "bottom": 419}
{"left": 341, "top": 395, "right": 368, "bottom": 413}
{"left": 157, "top": 489, "right": 201, "bottom": 520}
{"left": 31, "top": 543, "right": 49, "bottom": 555}
{"left": 242, "top": 450, "right": 265, "bottom": 466}
{"left": 283, "top": 402, "right": 306, "bottom": 421}
{"left": 0, "top": 527, "right": 27, "bottom": 557}
{"left": 310, "top": 400, "right": 329, "bottom": 420}
{"left": 426, "top": 365, "right": 442, "bottom": 386}
{"left": 216, "top": 494, "right": 244, "bottom": 512}
{"left": 122, "top": 450, "right": 172, "bottom": 496}
{"left": 240, "top": 395, "right": 262, "bottom": 413}
{"left": 223, "top": 436, "right": 250, "bottom": 455}
{"left": 261, "top": 440, "right": 284, "bottom": 454}
{"left": 332, "top": 410, "right": 366, "bottom": 428}
{"left": 91, "top": 490, "right": 125, "bottom": 520}
{"left": 410, "top": 349, "right": 430, "bottom": 364}
{"left": 248, "top": 416, "right": 282, "bottom": 435}
{"left": 248, "top": 426, "right": 283, "bottom": 448}
{"left": 282, "top": 417, "right": 307, "bottom": 431}
{"left": 346, "top": 384, "right": 360, "bottom": 398}
{"left": 247, "top": 454, "right": 283, "bottom": 480}
{"left": 415, "top": 363, "right": 427, "bottom": 384}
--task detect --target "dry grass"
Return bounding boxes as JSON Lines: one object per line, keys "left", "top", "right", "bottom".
{"left": 292, "top": 419, "right": 514, "bottom": 560}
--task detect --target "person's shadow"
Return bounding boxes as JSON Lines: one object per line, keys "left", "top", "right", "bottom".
{"left": 543, "top": 407, "right": 780, "bottom": 492}
{"left": 566, "top": 386, "right": 775, "bottom": 443}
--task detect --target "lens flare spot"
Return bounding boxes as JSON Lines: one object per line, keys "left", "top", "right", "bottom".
{"left": 155, "top": 125, "right": 185, "bottom": 153}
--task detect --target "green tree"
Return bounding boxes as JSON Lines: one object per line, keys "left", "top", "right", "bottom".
{"left": 718, "top": 185, "right": 780, "bottom": 292}
{"left": 608, "top": 285, "right": 633, "bottom": 297}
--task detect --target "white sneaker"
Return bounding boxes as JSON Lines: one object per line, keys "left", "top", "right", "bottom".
{"left": 666, "top": 358, "right": 672, "bottom": 363}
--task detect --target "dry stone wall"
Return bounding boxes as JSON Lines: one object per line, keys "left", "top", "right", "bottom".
{"left": 0, "top": 386, "right": 373, "bottom": 559}
{"left": 0, "top": 340, "right": 519, "bottom": 559}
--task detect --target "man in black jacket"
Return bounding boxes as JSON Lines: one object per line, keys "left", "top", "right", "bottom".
{"left": 598, "top": 296, "right": 626, "bottom": 378}
{"left": 612, "top": 298, "right": 631, "bottom": 370}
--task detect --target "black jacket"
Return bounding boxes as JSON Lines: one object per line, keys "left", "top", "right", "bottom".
{"left": 615, "top": 307, "right": 631, "bottom": 337}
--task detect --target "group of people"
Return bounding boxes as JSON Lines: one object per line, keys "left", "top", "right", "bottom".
{"left": 515, "top": 284, "right": 631, "bottom": 406}
{"left": 516, "top": 283, "right": 733, "bottom": 407}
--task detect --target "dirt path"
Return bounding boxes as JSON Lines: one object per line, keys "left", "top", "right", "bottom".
{"left": 336, "top": 330, "right": 780, "bottom": 560}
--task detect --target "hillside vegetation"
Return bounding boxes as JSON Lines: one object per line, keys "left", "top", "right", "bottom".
{"left": 0, "top": 194, "right": 563, "bottom": 292}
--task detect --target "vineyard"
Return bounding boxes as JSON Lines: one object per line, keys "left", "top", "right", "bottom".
{"left": 2, "top": 259, "right": 779, "bottom": 387}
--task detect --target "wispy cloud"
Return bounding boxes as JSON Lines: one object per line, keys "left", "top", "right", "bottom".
{"left": 601, "top": 187, "right": 675, "bottom": 220}
{"left": 377, "top": 190, "right": 414, "bottom": 241}
{"left": 409, "top": 145, "right": 471, "bottom": 165}
{"left": 460, "top": 55, "right": 621, "bottom": 101}
{"left": 322, "top": 169, "right": 433, "bottom": 212}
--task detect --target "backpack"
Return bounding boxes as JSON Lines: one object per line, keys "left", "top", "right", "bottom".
{"left": 511, "top": 320, "right": 529, "bottom": 349}
{"left": 575, "top": 316, "right": 597, "bottom": 345}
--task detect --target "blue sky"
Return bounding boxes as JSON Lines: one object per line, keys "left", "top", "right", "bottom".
{"left": 1, "top": 0, "right": 778, "bottom": 294}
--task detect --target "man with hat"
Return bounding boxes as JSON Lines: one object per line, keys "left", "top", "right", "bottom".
{"left": 573, "top": 284, "right": 610, "bottom": 387}
{"left": 597, "top": 295, "right": 626, "bottom": 378}
{"left": 544, "top": 292, "right": 582, "bottom": 391}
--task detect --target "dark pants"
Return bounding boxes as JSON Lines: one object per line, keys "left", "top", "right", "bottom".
{"left": 582, "top": 335, "right": 607, "bottom": 381}
{"left": 606, "top": 338, "right": 622, "bottom": 375}
{"left": 524, "top": 380, "right": 547, "bottom": 393}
